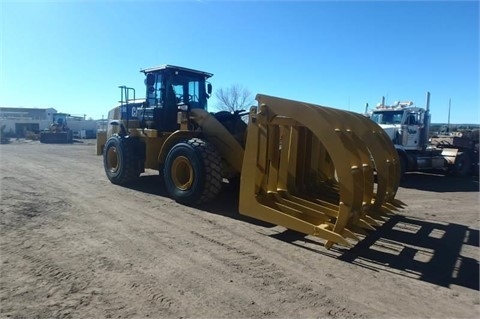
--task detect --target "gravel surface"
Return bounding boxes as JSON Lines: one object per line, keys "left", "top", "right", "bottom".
{"left": 1, "top": 140, "right": 479, "bottom": 318}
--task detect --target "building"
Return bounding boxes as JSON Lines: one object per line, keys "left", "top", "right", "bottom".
{"left": 0, "top": 107, "right": 98, "bottom": 138}
{"left": 0, "top": 107, "right": 56, "bottom": 137}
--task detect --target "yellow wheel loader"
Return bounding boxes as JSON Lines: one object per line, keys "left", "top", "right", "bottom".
{"left": 40, "top": 113, "right": 74, "bottom": 144}
{"left": 98, "top": 65, "right": 403, "bottom": 249}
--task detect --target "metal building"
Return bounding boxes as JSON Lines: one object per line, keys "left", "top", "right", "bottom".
{"left": 0, "top": 107, "right": 57, "bottom": 137}
{"left": 0, "top": 107, "right": 98, "bottom": 138}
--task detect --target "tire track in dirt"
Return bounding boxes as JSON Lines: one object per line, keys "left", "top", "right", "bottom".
{"left": 42, "top": 184, "right": 351, "bottom": 319}
{"left": 1, "top": 148, "right": 205, "bottom": 317}
{"left": 93, "top": 187, "right": 369, "bottom": 318}
{"left": 187, "top": 230, "right": 365, "bottom": 318}
{"left": 0, "top": 165, "right": 102, "bottom": 317}
{"left": 44, "top": 154, "right": 468, "bottom": 314}
{"left": 2, "top": 142, "right": 478, "bottom": 319}
{"left": 0, "top": 246, "right": 101, "bottom": 318}
{"left": 122, "top": 279, "right": 176, "bottom": 308}
{"left": 81, "top": 186, "right": 370, "bottom": 317}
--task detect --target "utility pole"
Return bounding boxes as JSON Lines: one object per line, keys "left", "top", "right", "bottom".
{"left": 448, "top": 98, "right": 451, "bottom": 133}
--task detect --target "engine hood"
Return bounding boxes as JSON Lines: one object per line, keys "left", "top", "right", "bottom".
{"left": 378, "top": 124, "right": 399, "bottom": 140}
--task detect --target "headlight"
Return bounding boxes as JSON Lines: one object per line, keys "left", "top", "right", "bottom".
{"left": 178, "top": 104, "right": 188, "bottom": 111}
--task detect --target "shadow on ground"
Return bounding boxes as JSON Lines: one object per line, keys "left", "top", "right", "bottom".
{"left": 126, "top": 174, "right": 479, "bottom": 291}
{"left": 272, "top": 215, "right": 479, "bottom": 292}
{"left": 125, "top": 175, "right": 274, "bottom": 228}
{"left": 400, "top": 172, "right": 479, "bottom": 192}
{"left": 337, "top": 215, "right": 479, "bottom": 291}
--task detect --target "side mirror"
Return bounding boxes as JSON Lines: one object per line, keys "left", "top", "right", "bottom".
{"left": 145, "top": 73, "right": 155, "bottom": 86}
{"left": 207, "top": 83, "right": 212, "bottom": 95}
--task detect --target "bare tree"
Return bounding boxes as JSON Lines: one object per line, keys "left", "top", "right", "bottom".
{"left": 214, "top": 84, "right": 254, "bottom": 113}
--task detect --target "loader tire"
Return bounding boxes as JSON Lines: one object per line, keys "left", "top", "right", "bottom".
{"left": 164, "top": 138, "right": 222, "bottom": 206}
{"left": 452, "top": 152, "right": 472, "bottom": 177}
{"left": 103, "top": 135, "right": 141, "bottom": 185}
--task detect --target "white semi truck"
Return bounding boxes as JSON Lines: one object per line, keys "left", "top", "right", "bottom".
{"left": 368, "top": 92, "right": 478, "bottom": 177}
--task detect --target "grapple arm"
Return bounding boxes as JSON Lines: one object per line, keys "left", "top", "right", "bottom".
{"left": 239, "top": 94, "right": 403, "bottom": 248}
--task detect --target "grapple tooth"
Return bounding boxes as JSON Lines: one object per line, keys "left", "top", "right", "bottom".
{"left": 355, "top": 219, "right": 377, "bottom": 231}
{"left": 390, "top": 198, "right": 407, "bottom": 208}
{"left": 361, "top": 215, "right": 381, "bottom": 227}
{"left": 366, "top": 207, "right": 395, "bottom": 221}
{"left": 341, "top": 228, "right": 361, "bottom": 241}
{"left": 346, "top": 225, "right": 370, "bottom": 236}
{"left": 239, "top": 94, "right": 402, "bottom": 249}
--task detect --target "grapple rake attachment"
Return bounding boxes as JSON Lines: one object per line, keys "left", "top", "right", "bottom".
{"left": 239, "top": 94, "right": 403, "bottom": 249}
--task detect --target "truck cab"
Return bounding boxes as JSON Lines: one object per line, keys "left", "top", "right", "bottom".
{"left": 368, "top": 95, "right": 438, "bottom": 174}
{"left": 370, "top": 102, "right": 430, "bottom": 152}
{"left": 368, "top": 92, "right": 476, "bottom": 176}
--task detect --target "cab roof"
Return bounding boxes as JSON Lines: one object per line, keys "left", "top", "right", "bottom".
{"left": 140, "top": 64, "right": 213, "bottom": 78}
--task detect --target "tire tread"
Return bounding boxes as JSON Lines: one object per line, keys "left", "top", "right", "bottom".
{"left": 186, "top": 138, "right": 223, "bottom": 205}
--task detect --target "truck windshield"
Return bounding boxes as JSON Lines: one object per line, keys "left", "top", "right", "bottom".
{"left": 371, "top": 111, "right": 404, "bottom": 125}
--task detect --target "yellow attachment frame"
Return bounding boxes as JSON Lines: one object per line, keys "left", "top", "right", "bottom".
{"left": 239, "top": 94, "right": 403, "bottom": 249}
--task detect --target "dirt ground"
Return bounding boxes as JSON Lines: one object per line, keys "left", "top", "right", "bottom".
{"left": 0, "top": 139, "right": 479, "bottom": 319}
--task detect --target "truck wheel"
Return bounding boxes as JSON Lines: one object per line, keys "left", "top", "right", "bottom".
{"left": 396, "top": 152, "right": 407, "bottom": 180}
{"left": 103, "top": 135, "right": 141, "bottom": 185}
{"left": 399, "top": 155, "right": 407, "bottom": 178}
{"left": 452, "top": 152, "right": 472, "bottom": 177}
{"left": 164, "top": 138, "right": 222, "bottom": 205}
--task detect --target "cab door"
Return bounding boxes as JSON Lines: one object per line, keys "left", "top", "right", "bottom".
{"left": 403, "top": 112, "right": 422, "bottom": 150}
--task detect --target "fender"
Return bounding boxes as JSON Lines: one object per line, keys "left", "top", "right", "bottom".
{"left": 157, "top": 130, "right": 200, "bottom": 165}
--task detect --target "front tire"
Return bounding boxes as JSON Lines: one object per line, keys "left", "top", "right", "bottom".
{"left": 164, "top": 138, "right": 222, "bottom": 205}
{"left": 103, "top": 135, "right": 141, "bottom": 185}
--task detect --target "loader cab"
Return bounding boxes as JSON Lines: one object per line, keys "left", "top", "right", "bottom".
{"left": 52, "top": 113, "right": 70, "bottom": 131}
{"left": 141, "top": 65, "right": 213, "bottom": 132}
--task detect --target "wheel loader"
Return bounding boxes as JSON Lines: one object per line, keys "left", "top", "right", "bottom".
{"left": 98, "top": 65, "right": 403, "bottom": 249}
{"left": 40, "top": 113, "right": 74, "bottom": 144}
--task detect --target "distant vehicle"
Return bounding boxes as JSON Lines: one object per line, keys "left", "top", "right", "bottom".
{"left": 369, "top": 92, "right": 478, "bottom": 176}
{"left": 39, "top": 113, "right": 73, "bottom": 144}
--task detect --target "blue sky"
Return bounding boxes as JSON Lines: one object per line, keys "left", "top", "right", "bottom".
{"left": 1, "top": 0, "right": 478, "bottom": 123}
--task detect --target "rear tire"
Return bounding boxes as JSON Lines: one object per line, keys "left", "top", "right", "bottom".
{"left": 103, "top": 135, "right": 141, "bottom": 185}
{"left": 452, "top": 152, "right": 472, "bottom": 177}
{"left": 164, "top": 138, "right": 222, "bottom": 205}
